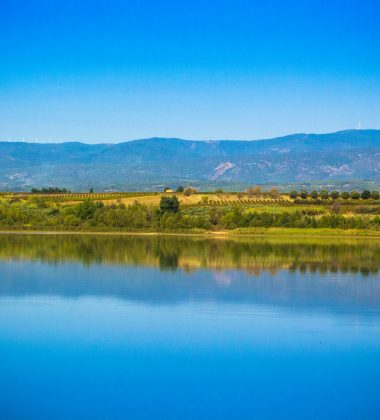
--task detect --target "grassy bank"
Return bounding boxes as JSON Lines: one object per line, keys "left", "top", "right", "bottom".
{"left": 1, "top": 227, "right": 380, "bottom": 238}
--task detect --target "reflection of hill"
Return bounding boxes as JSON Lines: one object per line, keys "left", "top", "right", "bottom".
{"left": 0, "top": 234, "right": 379, "bottom": 274}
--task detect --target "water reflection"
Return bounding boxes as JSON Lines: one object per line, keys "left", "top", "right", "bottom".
{"left": 1, "top": 234, "right": 380, "bottom": 419}
{"left": 0, "top": 233, "right": 379, "bottom": 314}
{"left": 0, "top": 233, "right": 379, "bottom": 274}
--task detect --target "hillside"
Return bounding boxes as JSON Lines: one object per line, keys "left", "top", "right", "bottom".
{"left": 0, "top": 129, "right": 379, "bottom": 191}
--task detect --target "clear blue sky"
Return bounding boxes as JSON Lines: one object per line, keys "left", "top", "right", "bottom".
{"left": 1, "top": 0, "right": 379, "bottom": 142}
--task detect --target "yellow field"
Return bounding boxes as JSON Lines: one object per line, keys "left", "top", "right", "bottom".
{"left": 86, "top": 193, "right": 292, "bottom": 207}
{"left": 0, "top": 191, "right": 292, "bottom": 207}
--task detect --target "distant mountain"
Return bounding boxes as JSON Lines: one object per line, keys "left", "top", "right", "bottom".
{"left": 0, "top": 129, "right": 379, "bottom": 191}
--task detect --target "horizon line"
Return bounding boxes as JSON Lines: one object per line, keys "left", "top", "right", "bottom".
{"left": 0, "top": 128, "right": 376, "bottom": 145}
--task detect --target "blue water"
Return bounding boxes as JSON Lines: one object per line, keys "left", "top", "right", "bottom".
{"left": 0, "top": 236, "right": 380, "bottom": 419}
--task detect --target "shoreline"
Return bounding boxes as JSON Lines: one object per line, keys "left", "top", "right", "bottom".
{"left": 0, "top": 228, "right": 380, "bottom": 239}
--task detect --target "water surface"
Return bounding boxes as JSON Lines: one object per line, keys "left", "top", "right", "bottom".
{"left": 0, "top": 234, "right": 380, "bottom": 419}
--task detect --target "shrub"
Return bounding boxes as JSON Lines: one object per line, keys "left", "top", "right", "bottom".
{"left": 331, "top": 202, "right": 341, "bottom": 214}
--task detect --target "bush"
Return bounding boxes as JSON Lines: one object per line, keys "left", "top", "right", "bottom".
{"left": 300, "top": 190, "right": 308, "bottom": 199}
{"left": 341, "top": 191, "right": 350, "bottom": 199}
{"left": 331, "top": 202, "right": 341, "bottom": 214}
{"left": 289, "top": 190, "right": 298, "bottom": 199}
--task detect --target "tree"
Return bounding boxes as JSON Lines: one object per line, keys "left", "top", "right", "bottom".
{"left": 320, "top": 190, "right": 329, "bottom": 200}
{"left": 160, "top": 196, "right": 180, "bottom": 214}
{"left": 371, "top": 190, "right": 380, "bottom": 200}
{"left": 300, "top": 190, "right": 308, "bottom": 199}
{"left": 76, "top": 199, "right": 99, "bottom": 220}
{"left": 350, "top": 191, "right": 360, "bottom": 200}
{"left": 183, "top": 187, "right": 198, "bottom": 196}
{"left": 310, "top": 190, "right": 318, "bottom": 199}
{"left": 361, "top": 190, "right": 371, "bottom": 200}
{"left": 268, "top": 187, "right": 280, "bottom": 198}
{"left": 289, "top": 190, "right": 298, "bottom": 199}
{"left": 341, "top": 191, "right": 350, "bottom": 199}
{"left": 246, "top": 186, "right": 262, "bottom": 197}
{"left": 176, "top": 186, "right": 184, "bottom": 193}
{"left": 89, "top": 188, "right": 94, "bottom": 193}
{"left": 201, "top": 195, "right": 209, "bottom": 204}
{"left": 330, "top": 191, "right": 340, "bottom": 199}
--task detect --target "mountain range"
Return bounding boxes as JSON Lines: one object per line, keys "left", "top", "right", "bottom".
{"left": 0, "top": 129, "right": 379, "bottom": 191}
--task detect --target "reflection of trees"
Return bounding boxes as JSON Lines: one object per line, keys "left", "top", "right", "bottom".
{"left": 0, "top": 234, "right": 379, "bottom": 275}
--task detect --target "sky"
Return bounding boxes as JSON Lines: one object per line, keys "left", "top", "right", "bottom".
{"left": 1, "top": 0, "right": 380, "bottom": 142}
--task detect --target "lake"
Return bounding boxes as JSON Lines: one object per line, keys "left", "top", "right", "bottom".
{"left": 0, "top": 234, "right": 380, "bottom": 419}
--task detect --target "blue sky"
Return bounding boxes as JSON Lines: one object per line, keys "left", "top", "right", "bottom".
{"left": 1, "top": 0, "right": 379, "bottom": 142}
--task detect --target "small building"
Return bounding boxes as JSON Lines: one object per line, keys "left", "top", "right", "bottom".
{"left": 163, "top": 188, "right": 174, "bottom": 193}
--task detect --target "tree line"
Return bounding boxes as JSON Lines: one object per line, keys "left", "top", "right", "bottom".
{"left": 289, "top": 189, "right": 380, "bottom": 200}
{"left": 0, "top": 195, "right": 379, "bottom": 231}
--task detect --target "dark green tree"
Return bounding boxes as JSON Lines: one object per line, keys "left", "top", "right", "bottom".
{"left": 341, "top": 191, "right": 350, "bottom": 199}
{"left": 361, "top": 190, "right": 371, "bottom": 200}
{"left": 300, "top": 190, "right": 308, "bottom": 199}
{"left": 320, "top": 190, "right": 329, "bottom": 199}
{"left": 350, "top": 191, "right": 360, "bottom": 200}
{"left": 160, "top": 196, "right": 180, "bottom": 214}
{"left": 371, "top": 191, "right": 380, "bottom": 200}
{"left": 310, "top": 190, "right": 318, "bottom": 199}
{"left": 330, "top": 191, "right": 340, "bottom": 199}
{"left": 289, "top": 190, "right": 298, "bottom": 199}
{"left": 176, "top": 186, "right": 184, "bottom": 193}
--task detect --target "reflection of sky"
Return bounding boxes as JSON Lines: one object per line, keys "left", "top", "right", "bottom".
{"left": 0, "top": 261, "right": 379, "bottom": 316}
{"left": 1, "top": 258, "right": 380, "bottom": 418}
{"left": 1, "top": 295, "right": 380, "bottom": 419}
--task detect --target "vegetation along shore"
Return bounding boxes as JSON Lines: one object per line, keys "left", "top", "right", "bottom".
{"left": 1, "top": 187, "right": 380, "bottom": 236}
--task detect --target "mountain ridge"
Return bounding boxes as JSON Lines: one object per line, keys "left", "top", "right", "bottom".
{"left": 0, "top": 129, "right": 379, "bottom": 191}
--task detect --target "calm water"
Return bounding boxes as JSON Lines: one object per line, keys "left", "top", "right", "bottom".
{"left": 0, "top": 234, "right": 380, "bottom": 419}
